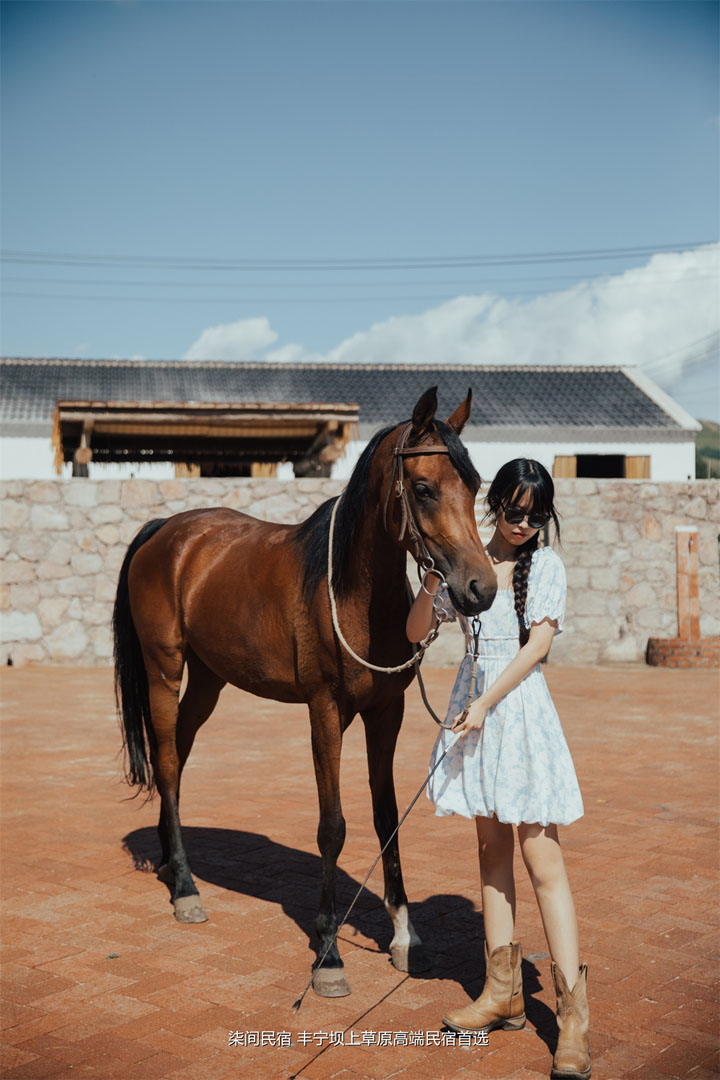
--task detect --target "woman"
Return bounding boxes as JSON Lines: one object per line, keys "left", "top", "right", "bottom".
{"left": 407, "top": 458, "right": 590, "bottom": 1080}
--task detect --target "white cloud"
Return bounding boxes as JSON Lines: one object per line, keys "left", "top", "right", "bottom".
{"left": 183, "top": 317, "right": 278, "bottom": 361}
{"left": 183, "top": 245, "right": 719, "bottom": 411}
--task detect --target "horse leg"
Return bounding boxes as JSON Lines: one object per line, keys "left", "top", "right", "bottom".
{"left": 309, "top": 697, "right": 351, "bottom": 997}
{"left": 156, "top": 649, "right": 225, "bottom": 901}
{"left": 361, "top": 699, "right": 429, "bottom": 973}
{"left": 144, "top": 650, "right": 208, "bottom": 924}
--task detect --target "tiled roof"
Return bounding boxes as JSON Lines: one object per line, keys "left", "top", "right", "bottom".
{"left": 0, "top": 358, "right": 686, "bottom": 429}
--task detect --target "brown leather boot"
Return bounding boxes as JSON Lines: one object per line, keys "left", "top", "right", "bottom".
{"left": 551, "top": 963, "right": 591, "bottom": 1079}
{"left": 442, "top": 942, "right": 525, "bottom": 1034}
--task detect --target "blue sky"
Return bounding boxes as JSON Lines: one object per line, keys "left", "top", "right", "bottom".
{"left": 1, "top": 1, "right": 718, "bottom": 417}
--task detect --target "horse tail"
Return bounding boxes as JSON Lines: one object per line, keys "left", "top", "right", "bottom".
{"left": 113, "top": 518, "right": 168, "bottom": 794}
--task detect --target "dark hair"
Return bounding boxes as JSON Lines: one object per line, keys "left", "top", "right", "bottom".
{"left": 486, "top": 459, "right": 560, "bottom": 645}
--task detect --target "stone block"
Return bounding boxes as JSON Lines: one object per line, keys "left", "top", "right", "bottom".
{"left": 37, "top": 561, "right": 72, "bottom": 581}
{"left": 89, "top": 625, "right": 113, "bottom": 659}
{"left": 103, "top": 547, "right": 126, "bottom": 573}
{"left": 64, "top": 483, "right": 98, "bottom": 507}
{"left": 121, "top": 482, "right": 159, "bottom": 508}
{"left": 68, "top": 597, "right": 83, "bottom": 619}
{"left": 12, "top": 534, "right": 46, "bottom": 561}
{"left": 27, "top": 481, "right": 61, "bottom": 504}
{"left": 95, "top": 576, "right": 116, "bottom": 603}
{"left": 9, "top": 584, "right": 40, "bottom": 609}
{"left": 626, "top": 582, "right": 656, "bottom": 608}
{"left": 603, "top": 635, "right": 643, "bottom": 663}
{"left": 8, "top": 642, "right": 47, "bottom": 666}
{"left": 84, "top": 601, "right": 111, "bottom": 626}
{"left": 47, "top": 539, "right": 73, "bottom": 565}
{"left": 595, "top": 520, "right": 620, "bottom": 544}
{"left": 0, "top": 586, "right": 8, "bottom": 611}
{"left": 30, "top": 505, "right": 70, "bottom": 531}
{"left": 684, "top": 496, "right": 707, "bottom": 520}
{"left": 642, "top": 514, "right": 662, "bottom": 542}
{"left": 589, "top": 567, "right": 620, "bottom": 591}
{"left": 0, "top": 559, "right": 36, "bottom": 585}
{"left": 1, "top": 500, "right": 29, "bottom": 529}
{"left": 57, "top": 575, "right": 92, "bottom": 597}
{"left": 96, "top": 524, "right": 120, "bottom": 546}
{"left": 0, "top": 533, "right": 10, "bottom": 560}
{"left": 46, "top": 621, "right": 89, "bottom": 661}
{"left": 38, "top": 597, "right": 70, "bottom": 629}
{"left": 93, "top": 504, "right": 124, "bottom": 525}
{"left": 97, "top": 480, "right": 122, "bottom": 505}
{"left": 158, "top": 479, "right": 187, "bottom": 500}
{"left": 71, "top": 552, "right": 103, "bottom": 575}
{"left": 1, "top": 610, "right": 42, "bottom": 643}
{"left": 75, "top": 532, "right": 98, "bottom": 553}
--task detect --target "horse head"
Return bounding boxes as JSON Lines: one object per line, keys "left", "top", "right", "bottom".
{"left": 382, "top": 385, "right": 497, "bottom": 616}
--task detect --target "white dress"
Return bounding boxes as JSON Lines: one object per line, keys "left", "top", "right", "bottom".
{"left": 427, "top": 547, "right": 584, "bottom": 827}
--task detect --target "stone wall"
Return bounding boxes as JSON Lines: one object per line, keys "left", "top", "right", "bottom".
{"left": 1, "top": 477, "right": 717, "bottom": 667}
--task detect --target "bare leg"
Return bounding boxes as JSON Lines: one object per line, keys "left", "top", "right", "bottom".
{"left": 518, "top": 822, "right": 579, "bottom": 985}
{"left": 475, "top": 815, "right": 516, "bottom": 952}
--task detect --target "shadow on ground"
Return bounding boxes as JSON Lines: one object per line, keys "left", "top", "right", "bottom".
{"left": 123, "top": 824, "right": 556, "bottom": 1047}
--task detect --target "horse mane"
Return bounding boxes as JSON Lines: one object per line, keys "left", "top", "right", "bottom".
{"left": 294, "top": 418, "right": 481, "bottom": 604}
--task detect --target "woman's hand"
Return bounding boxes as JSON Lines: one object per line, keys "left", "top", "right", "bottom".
{"left": 452, "top": 697, "right": 489, "bottom": 736}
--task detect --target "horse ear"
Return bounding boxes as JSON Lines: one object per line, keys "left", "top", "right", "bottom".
{"left": 410, "top": 386, "right": 438, "bottom": 440}
{"left": 446, "top": 388, "right": 472, "bottom": 434}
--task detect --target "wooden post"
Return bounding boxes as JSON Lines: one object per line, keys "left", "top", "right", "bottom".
{"left": 676, "top": 526, "right": 700, "bottom": 640}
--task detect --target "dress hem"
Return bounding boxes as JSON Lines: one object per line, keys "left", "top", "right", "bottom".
{"left": 432, "top": 805, "right": 584, "bottom": 827}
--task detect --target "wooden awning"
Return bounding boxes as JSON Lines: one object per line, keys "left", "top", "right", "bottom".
{"left": 52, "top": 400, "right": 359, "bottom": 475}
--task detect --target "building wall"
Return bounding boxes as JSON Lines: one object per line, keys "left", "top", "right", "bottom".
{"left": 0, "top": 431, "right": 697, "bottom": 483}
{"left": 1, "top": 477, "right": 717, "bottom": 668}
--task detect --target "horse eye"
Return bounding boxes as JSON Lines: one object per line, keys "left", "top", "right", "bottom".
{"left": 414, "top": 483, "right": 433, "bottom": 499}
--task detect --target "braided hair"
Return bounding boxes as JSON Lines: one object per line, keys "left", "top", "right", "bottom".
{"left": 486, "top": 459, "right": 560, "bottom": 646}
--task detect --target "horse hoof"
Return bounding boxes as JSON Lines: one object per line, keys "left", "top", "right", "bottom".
{"left": 173, "top": 895, "right": 208, "bottom": 923}
{"left": 312, "top": 967, "right": 351, "bottom": 998}
{"left": 157, "top": 863, "right": 175, "bottom": 885}
{"left": 390, "top": 943, "right": 430, "bottom": 973}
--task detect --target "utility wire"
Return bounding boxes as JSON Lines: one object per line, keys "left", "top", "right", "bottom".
{"left": 0, "top": 240, "right": 712, "bottom": 272}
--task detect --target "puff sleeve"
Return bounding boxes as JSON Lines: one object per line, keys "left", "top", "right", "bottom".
{"left": 524, "top": 548, "right": 566, "bottom": 633}
{"left": 433, "top": 582, "right": 457, "bottom": 624}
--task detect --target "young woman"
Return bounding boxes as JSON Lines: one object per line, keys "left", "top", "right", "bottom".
{"left": 406, "top": 458, "right": 590, "bottom": 1080}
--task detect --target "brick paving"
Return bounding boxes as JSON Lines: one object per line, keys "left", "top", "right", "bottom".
{"left": 1, "top": 664, "right": 718, "bottom": 1080}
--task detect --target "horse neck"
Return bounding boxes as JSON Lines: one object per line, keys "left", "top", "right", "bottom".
{"left": 344, "top": 490, "right": 408, "bottom": 600}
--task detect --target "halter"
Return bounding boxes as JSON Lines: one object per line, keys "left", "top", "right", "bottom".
{"left": 382, "top": 421, "right": 451, "bottom": 579}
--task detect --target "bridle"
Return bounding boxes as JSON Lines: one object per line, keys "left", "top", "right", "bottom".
{"left": 382, "top": 421, "right": 450, "bottom": 588}
{"left": 327, "top": 422, "right": 455, "bottom": 678}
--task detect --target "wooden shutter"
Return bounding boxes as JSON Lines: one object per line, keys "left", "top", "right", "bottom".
{"left": 553, "top": 455, "right": 577, "bottom": 478}
{"left": 625, "top": 456, "right": 650, "bottom": 479}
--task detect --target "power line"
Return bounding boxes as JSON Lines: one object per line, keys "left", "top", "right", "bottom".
{"left": 2, "top": 272, "right": 716, "bottom": 290}
{"left": 0, "top": 240, "right": 713, "bottom": 272}
{"left": 2, "top": 277, "right": 716, "bottom": 306}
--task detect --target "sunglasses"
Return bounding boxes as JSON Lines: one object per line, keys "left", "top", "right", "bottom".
{"left": 501, "top": 504, "right": 550, "bottom": 530}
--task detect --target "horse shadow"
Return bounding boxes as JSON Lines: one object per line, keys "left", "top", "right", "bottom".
{"left": 123, "top": 824, "right": 557, "bottom": 1047}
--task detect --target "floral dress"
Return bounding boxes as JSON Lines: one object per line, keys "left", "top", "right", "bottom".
{"left": 427, "top": 547, "right": 584, "bottom": 827}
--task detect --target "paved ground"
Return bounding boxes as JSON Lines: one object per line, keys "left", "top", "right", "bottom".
{"left": 1, "top": 664, "right": 718, "bottom": 1080}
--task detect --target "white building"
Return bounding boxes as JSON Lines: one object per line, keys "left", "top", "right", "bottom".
{"left": 0, "top": 358, "right": 700, "bottom": 481}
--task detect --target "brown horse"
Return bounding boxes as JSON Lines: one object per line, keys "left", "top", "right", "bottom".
{"left": 113, "top": 386, "right": 496, "bottom": 996}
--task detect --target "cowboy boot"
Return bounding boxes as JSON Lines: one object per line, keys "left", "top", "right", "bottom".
{"left": 442, "top": 942, "right": 525, "bottom": 1034}
{"left": 551, "top": 963, "right": 591, "bottom": 1080}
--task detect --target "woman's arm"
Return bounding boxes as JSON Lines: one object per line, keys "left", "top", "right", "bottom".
{"left": 452, "top": 617, "right": 558, "bottom": 734}
{"left": 406, "top": 573, "right": 441, "bottom": 642}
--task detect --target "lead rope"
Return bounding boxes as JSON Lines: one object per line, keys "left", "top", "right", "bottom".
{"left": 327, "top": 493, "right": 442, "bottom": 674}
